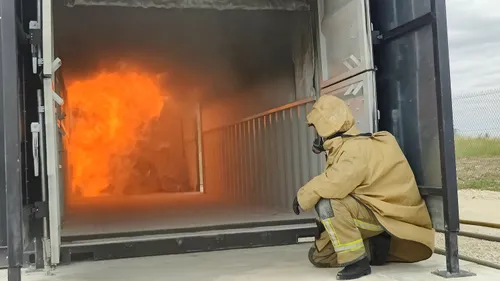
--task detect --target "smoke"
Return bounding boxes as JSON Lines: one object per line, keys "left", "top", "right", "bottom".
{"left": 54, "top": 3, "right": 312, "bottom": 199}
{"left": 53, "top": 2, "right": 303, "bottom": 104}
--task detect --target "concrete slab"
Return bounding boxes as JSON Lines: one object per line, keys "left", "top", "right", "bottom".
{"left": 1, "top": 244, "right": 499, "bottom": 281}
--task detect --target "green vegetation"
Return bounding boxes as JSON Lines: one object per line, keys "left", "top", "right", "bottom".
{"left": 455, "top": 136, "right": 500, "bottom": 158}
{"left": 455, "top": 136, "right": 500, "bottom": 191}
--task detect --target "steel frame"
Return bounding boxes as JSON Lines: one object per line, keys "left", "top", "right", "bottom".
{"left": 429, "top": 0, "right": 461, "bottom": 276}
{"left": 0, "top": 1, "right": 466, "bottom": 280}
{"left": 60, "top": 224, "right": 317, "bottom": 263}
{"left": 1, "top": 0, "right": 24, "bottom": 280}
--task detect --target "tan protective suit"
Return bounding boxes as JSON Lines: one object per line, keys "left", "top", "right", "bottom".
{"left": 297, "top": 95, "right": 435, "bottom": 267}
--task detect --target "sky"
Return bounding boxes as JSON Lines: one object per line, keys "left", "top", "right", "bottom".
{"left": 446, "top": 0, "right": 500, "bottom": 136}
{"left": 447, "top": 0, "right": 500, "bottom": 94}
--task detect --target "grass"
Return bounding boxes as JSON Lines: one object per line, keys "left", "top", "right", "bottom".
{"left": 455, "top": 136, "right": 500, "bottom": 191}
{"left": 455, "top": 136, "right": 500, "bottom": 158}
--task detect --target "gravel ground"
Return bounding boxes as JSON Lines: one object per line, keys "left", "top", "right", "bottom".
{"left": 458, "top": 189, "right": 500, "bottom": 201}
{"left": 435, "top": 189, "right": 500, "bottom": 265}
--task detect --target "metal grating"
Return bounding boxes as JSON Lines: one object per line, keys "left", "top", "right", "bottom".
{"left": 202, "top": 99, "right": 325, "bottom": 210}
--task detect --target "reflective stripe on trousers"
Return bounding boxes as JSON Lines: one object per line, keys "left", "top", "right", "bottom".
{"left": 322, "top": 218, "right": 376, "bottom": 252}
{"left": 317, "top": 196, "right": 384, "bottom": 266}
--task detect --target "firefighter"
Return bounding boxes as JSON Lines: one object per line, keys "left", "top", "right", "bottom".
{"left": 293, "top": 95, "right": 435, "bottom": 280}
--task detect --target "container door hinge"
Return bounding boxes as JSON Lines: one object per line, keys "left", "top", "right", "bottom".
{"left": 371, "top": 30, "right": 382, "bottom": 45}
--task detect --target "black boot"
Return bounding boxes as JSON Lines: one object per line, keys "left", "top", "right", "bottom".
{"left": 336, "top": 257, "right": 371, "bottom": 280}
{"left": 369, "top": 232, "right": 391, "bottom": 266}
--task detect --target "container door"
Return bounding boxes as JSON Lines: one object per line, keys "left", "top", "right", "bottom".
{"left": 369, "top": 0, "right": 453, "bottom": 234}
{"left": 370, "top": 0, "right": 460, "bottom": 272}
{"left": 42, "top": 0, "right": 64, "bottom": 266}
{"left": 320, "top": 72, "right": 377, "bottom": 133}
{"left": 316, "top": 0, "right": 378, "bottom": 132}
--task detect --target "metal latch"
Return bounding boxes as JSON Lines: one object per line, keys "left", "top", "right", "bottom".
{"left": 29, "top": 21, "right": 42, "bottom": 45}
{"left": 33, "top": 202, "right": 48, "bottom": 219}
{"left": 31, "top": 122, "right": 41, "bottom": 177}
{"left": 52, "top": 58, "right": 62, "bottom": 73}
{"left": 29, "top": 21, "right": 42, "bottom": 74}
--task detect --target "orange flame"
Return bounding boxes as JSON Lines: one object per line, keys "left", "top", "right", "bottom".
{"left": 66, "top": 70, "right": 165, "bottom": 198}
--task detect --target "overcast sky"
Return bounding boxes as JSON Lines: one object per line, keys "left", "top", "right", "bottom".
{"left": 446, "top": 0, "right": 500, "bottom": 136}
{"left": 447, "top": 0, "right": 500, "bottom": 95}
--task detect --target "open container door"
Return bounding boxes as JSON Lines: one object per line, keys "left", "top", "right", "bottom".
{"left": 319, "top": 0, "right": 466, "bottom": 276}
{"left": 42, "top": 0, "right": 65, "bottom": 266}
{"left": 370, "top": 0, "right": 466, "bottom": 276}
{"left": 316, "top": 0, "right": 378, "bottom": 133}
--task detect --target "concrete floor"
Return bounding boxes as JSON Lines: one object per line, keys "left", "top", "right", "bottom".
{"left": 3, "top": 190, "right": 500, "bottom": 280}
{"left": 1, "top": 244, "right": 499, "bottom": 281}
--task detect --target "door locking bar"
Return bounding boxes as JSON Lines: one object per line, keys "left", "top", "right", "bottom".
{"left": 29, "top": 21, "right": 42, "bottom": 74}
{"left": 31, "top": 122, "right": 41, "bottom": 177}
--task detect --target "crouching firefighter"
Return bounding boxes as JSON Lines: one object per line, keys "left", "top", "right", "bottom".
{"left": 292, "top": 95, "right": 435, "bottom": 280}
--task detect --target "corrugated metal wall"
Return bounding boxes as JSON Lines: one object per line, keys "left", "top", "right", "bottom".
{"left": 202, "top": 99, "right": 325, "bottom": 210}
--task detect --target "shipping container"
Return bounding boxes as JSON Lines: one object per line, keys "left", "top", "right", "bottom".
{"left": 1, "top": 0, "right": 461, "bottom": 278}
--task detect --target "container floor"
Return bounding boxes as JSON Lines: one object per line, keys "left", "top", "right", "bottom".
{"left": 7, "top": 244, "right": 498, "bottom": 281}
{"left": 62, "top": 192, "right": 311, "bottom": 237}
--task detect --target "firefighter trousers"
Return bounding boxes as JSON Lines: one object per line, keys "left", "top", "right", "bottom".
{"left": 309, "top": 196, "right": 384, "bottom": 267}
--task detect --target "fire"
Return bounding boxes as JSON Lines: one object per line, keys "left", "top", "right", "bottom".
{"left": 65, "top": 69, "right": 165, "bottom": 198}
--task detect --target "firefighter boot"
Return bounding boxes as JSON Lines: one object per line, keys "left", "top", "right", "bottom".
{"left": 369, "top": 232, "right": 391, "bottom": 266}
{"left": 336, "top": 257, "right": 371, "bottom": 280}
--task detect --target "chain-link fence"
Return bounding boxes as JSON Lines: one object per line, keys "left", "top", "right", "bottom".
{"left": 453, "top": 88, "right": 500, "bottom": 191}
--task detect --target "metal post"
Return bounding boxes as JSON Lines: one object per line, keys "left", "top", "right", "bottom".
{"left": 0, "top": 66, "right": 5, "bottom": 250}
{"left": 42, "top": 0, "right": 63, "bottom": 266}
{"left": 1, "top": 0, "right": 24, "bottom": 280}
{"left": 36, "top": 90, "right": 50, "bottom": 270}
{"left": 196, "top": 103, "right": 205, "bottom": 193}
{"left": 430, "top": 0, "right": 474, "bottom": 278}
{"left": 0, "top": 82, "right": 6, "bottom": 251}
{"left": 0, "top": 28, "right": 7, "bottom": 269}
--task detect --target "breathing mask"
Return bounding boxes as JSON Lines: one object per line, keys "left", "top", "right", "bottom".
{"left": 311, "top": 131, "right": 373, "bottom": 155}
{"left": 312, "top": 135, "right": 325, "bottom": 154}
{"left": 312, "top": 132, "right": 344, "bottom": 154}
